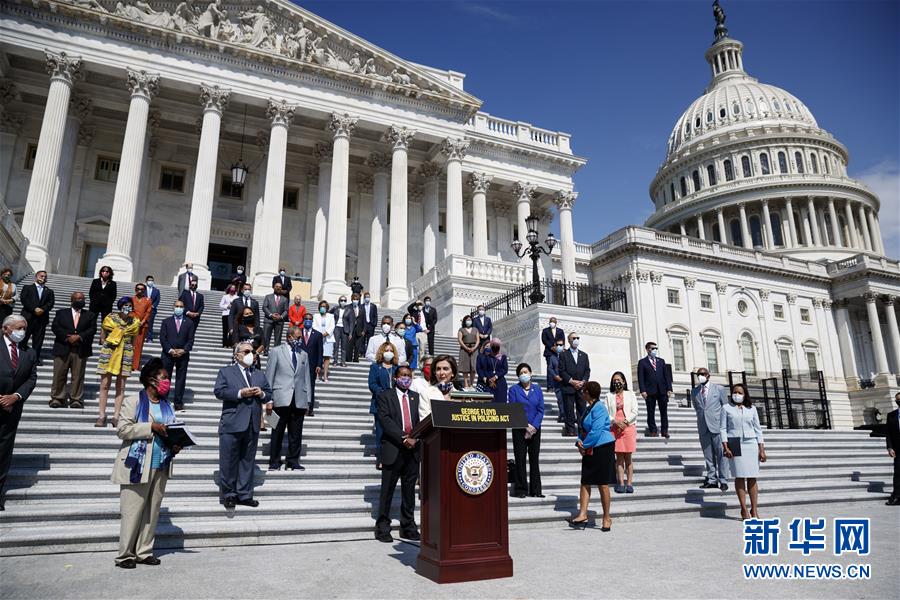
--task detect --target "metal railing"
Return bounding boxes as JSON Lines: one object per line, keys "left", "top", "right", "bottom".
{"left": 473, "top": 279, "right": 627, "bottom": 321}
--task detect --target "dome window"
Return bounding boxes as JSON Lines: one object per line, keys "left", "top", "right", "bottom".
{"left": 778, "top": 152, "right": 788, "bottom": 173}
{"left": 741, "top": 156, "right": 752, "bottom": 178}
{"left": 745, "top": 99, "right": 755, "bottom": 114}
{"left": 724, "top": 159, "right": 734, "bottom": 182}
{"left": 760, "top": 153, "right": 771, "bottom": 175}
{"left": 770, "top": 213, "right": 784, "bottom": 246}
{"left": 822, "top": 155, "right": 830, "bottom": 175}
{"left": 695, "top": 116, "right": 701, "bottom": 128}
{"left": 692, "top": 170, "right": 702, "bottom": 192}
{"left": 670, "top": 182, "right": 676, "bottom": 202}
{"left": 680, "top": 177, "right": 688, "bottom": 197}
{"left": 707, "top": 111, "right": 713, "bottom": 123}
{"left": 794, "top": 151, "right": 805, "bottom": 174}
{"left": 707, "top": 164, "right": 717, "bottom": 186}
{"left": 759, "top": 99, "right": 769, "bottom": 114}
{"left": 719, "top": 107, "right": 726, "bottom": 118}
{"left": 685, "top": 122, "right": 691, "bottom": 134}
{"left": 773, "top": 99, "right": 781, "bottom": 111}
{"left": 785, "top": 100, "right": 793, "bottom": 112}
{"left": 749, "top": 216, "right": 763, "bottom": 247}
{"left": 732, "top": 103, "right": 741, "bottom": 115}
{"left": 810, "top": 154, "right": 819, "bottom": 174}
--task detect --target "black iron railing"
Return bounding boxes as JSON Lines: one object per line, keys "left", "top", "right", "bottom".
{"left": 718, "top": 369, "right": 831, "bottom": 430}
{"left": 473, "top": 279, "right": 627, "bottom": 321}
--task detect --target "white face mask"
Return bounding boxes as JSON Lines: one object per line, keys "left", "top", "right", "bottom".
{"left": 550, "top": 323, "right": 556, "bottom": 329}
{"left": 381, "top": 324, "right": 391, "bottom": 334}
{"left": 241, "top": 352, "right": 255, "bottom": 367}
{"left": 243, "top": 290, "right": 251, "bottom": 298}
{"left": 478, "top": 310, "right": 485, "bottom": 316}
{"left": 732, "top": 394, "right": 744, "bottom": 404}
{"left": 9, "top": 329, "right": 26, "bottom": 343}
{"left": 237, "top": 269, "right": 244, "bottom": 274}
{"left": 383, "top": 351, "right": 394, "bottom": 362}
{"left": 570, "top": 339, "right": 580, "bottom": 349}
{"left": 697, "top": 375, "right": 707, "bottom": 385}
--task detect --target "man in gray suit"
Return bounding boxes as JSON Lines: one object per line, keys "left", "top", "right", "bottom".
{"left": 265, "top": 326, "right": 311, "bottom": 471}
{"left": 691, "top": 367, "right": 728, "bottom": 491}
{"left": 262, "top": 283, "right": 288, "bottom": 353}
{"left": 214, "top": 342, "right": 273, "bottom": 509}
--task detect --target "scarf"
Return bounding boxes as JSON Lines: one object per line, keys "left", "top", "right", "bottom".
{"left": 125, "top": 390, "right": 176, "bottom": 483}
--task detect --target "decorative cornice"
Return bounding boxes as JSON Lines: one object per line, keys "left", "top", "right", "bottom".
{"left": 758, "top": 288, "right": 770, "bottom": 301}
{"left": 356, "top": 172, "right": 374, "bottom": 193}
{"left": 884, "top": 295, "right": 898, "bottom": 307}
{"left": 199, "top": 84, "right": 231, "bottom": 114}
{"left": 365, "top": 152, "right": 391, "bottom": 173}
{"left": 513, "top": 181, "right": 536, "bottom": 202}
{"left": 267, "top": 98, "right": 297, "bottom": 127}
{"left": 650, "top": 271, "right": 663, "bottom": 285}
{"left": 76, "top": 123, "right": 94, "bottom": 146}
{"left": 69, "top": 93, "right": 93, "bottom": 121}
{"left": 0, "top": 111, "right": 25, "bottom": 134}
{"left": 45, "top": 50, "right": 83, "bottom": 86}
{"left": 314, "top": 141, "right": 333, "bottom": 163}
{"left": 716, "top": 282, "right": 728, "bottom": 294}
{"left": 467, "top": 172, "right": 493, "bottom": 194}
{"left": 554, "top": 190, "right": 577, "bottom": 210}
{"left": 822, "top": 299, "right": 832, "bottom": 309}
{"left": 637, "top": 270, "right": 650, "bottom": 283}
{"left": 441, "top": 137, "right": 469, "bottom": 161}
{"left": 328, "top": 112, "right": 357, "bottom": 138}
{"left": 684, "top": 277, "right": 697, "bottom": 290}
{"left": 812, "top": 297, "right": 823, "bottom": 308}
{"left": 417, "top": 161, "right": 441, "bottom": 181}
{"left": 384, "top": 125, "right": 415, "bottom": 150}
{"left": 255, "top": 129, "right": 270, "bottom": 150}
{"left": 786, "top": 293, "right": 797, "bottom": 304}
{"left": 862, "top": 291, "right": 878, "bottom": 304}
{"left": 125, "top": 68, "right": 160, "bottom": 99}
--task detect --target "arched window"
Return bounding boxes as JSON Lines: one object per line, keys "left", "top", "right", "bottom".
{"left": 749, "top": 215, "right": 763, "bottom": 247}
{"left": 778, "top": 151, "right": 788, "bottom": 173}
{"left": 706, "top": 111, "right": 713, "bottom": 123}
{"left": 707, "top": 164, "right": 717, "bottom": 186}
{"left": 685, "top": 122, "right": 691, "bottom": 134}
{"left": 692, "top": 170, "right": 702, "bottom": 192}
{"left": 741, "top": 156, "right": 752, "bottom": 177}
{"left": 680, "top": 177, "right": 688, "bottom": 197}
{"left": 724, "top": 159, "right": 734, "bottom": 181}
{"left": 759, "top": 99, "right": 769, "bottom": 114}
{"left": 760, "top": 153, "right": 771, "bottom": 175}
{"left": 730, "top": 219, "right": 744, "bottom": 247}
{"left": 695, "top": 116, "right": 701, "bottom": 129}
{"left": 732, "top": 102, "right": 741, "bottom": 115}
{"left": 719, "top": 107, "right": 726, "bottom": 119}
{"left": 822, "top": 155, "right": 830, "bottom": 175}
{"left": 670, "top": 182, "right": 675, "bottom": 203}
{"left": 773, "top": 99, "right": 781, "bottom": 112}
{"left": 810, "top": 153, "right": 819, "bottom": 174}
{"left": 769, "top": 213, "right": 784, "bottom": 246}
{"left": 712, "top": 222, "right": 722, "bottom": 242}
{"left": 794, "top": 151, "right": 805, "bottom": 173}
{"left": 740, "top": 332, "right": 757, "bottom": 375}
{"left": 745, "top": 99, "right": 755, "bottom": 114}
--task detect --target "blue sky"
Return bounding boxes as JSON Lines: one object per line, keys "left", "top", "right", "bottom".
{"left": 301, "top": 0, "right": 899, "bottom": 256}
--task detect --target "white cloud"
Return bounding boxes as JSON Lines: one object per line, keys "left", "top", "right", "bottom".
{"left": 855, "top": 159, "right": 899, "bottom": 259}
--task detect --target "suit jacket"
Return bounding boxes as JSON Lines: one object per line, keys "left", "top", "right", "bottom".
{"left": 473, "top": 315, "right": 492, "bottom": 338}
{"left": 886, "top": 409, "right": 899, "bottom": 453}
{"left": 691, "top": 382, "right": 727, "bottom": 435}
{"left": 148, "top": 287, "right": 161, "bottom": 315}
{"left": 376, "top": 387, "right": 421, "bottom": 466}
{"left": 178, "top": 289, "right": 205, "bottom": 319}
{"left": 159, "top": 316, "right": 195, "bottom": 355}
{"left": 1, "top": 336, "right": 38, "bottom": 403}
{"left": 343, "top": 305, "right": 365, "bottom": 336}
{"left": 88, "top": 278, "right": 117, "bottom": 315}
{"left": 229, "top": 296, "right": 260, "bottom": 330}
{"left": 50, "top": 308, "right": 97, "bottom": 359}
{"left": 110, "top": 394, "right": 175, "bottom": 485}
{"left": 177, "top": 271, "right": 195, "bottom": 295}
{"left": 637, "top": 355, "right": 673, "bottom": 395}
{"left": 271, "top": 274, "right": 293, "bottom": 294}
{"left": 720, "top": 402, "right": 764, "bottom": 443}
{"left": 297, "top": 327, "right": 324, "bottom": 372}
{"left": 603, "top": 390, "right": 639, "bottom": 426}
{"left": 265, "top": 343, "right": 311, "bottom": 409}
{"left": 540, "top": 326, "right": 565, "bottom": 357}
{"left": 422, "top": 305, "right": 438, "bottom": 330}
{"left": 559, "top": 349, "right": 590, "bottom": 394}
{"left": 262, "top": 293, "right": 288, "bottom": 323}
{"left": 214, "top": 363, "right": 273, "bottom": 434}
{"left": 406, "top": 302, "right": 422, "bottom": 323}
{"left": 361, "top": 302, "right": 379, "bottom": 334}
{"left": 19, "top": 283, "right": 55, "bottom": 322}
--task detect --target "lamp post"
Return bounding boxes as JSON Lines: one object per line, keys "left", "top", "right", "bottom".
{"left": 511, "top": 214, "right": 556, "bottom": 304}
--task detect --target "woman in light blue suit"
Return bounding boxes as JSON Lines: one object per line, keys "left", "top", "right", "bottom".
{"left": 568, "top": 381, "right": 616, "bottom": 531}
{"left": 721, "top": 384, "right": 767, "bottom": 520}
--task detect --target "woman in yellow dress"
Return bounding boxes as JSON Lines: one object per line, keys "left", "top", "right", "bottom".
{"left": 96, "top": 296, "right": 141, "bottom": 428}
{"left": 130, "top": 282, "right": 154, "bottom": 373}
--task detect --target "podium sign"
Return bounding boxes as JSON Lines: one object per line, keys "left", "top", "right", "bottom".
{"left": 413, "top": 399, "right": 526, "bottom": 584}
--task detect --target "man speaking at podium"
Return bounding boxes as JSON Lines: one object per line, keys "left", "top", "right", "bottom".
{"left": 374, "top": 365, "right": 420, "bottom": 543}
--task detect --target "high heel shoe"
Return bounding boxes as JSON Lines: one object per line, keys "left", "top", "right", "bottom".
{"left": 601, "top": 519, "right": 612, "bottom": 532}
{"left": 566, "top": 517, "right": 592, "bottom": 530}
{"left": 740, "top": 508, "right": 750, "bottom": 521}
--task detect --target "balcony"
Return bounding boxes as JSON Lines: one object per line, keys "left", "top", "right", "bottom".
{"left": 465, "top": 112, "right": 572, "bottom": 155}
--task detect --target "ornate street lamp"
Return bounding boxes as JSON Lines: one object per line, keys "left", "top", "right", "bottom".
{"left": 229, "top": 105, "right": 249, "bottom": 189}
{"left": 511, "top": 214, "right": 557, "bottom": 304}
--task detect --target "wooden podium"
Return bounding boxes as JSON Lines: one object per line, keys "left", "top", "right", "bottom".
{"left": 411, "top": 397, "right": 527, "bottom": 584}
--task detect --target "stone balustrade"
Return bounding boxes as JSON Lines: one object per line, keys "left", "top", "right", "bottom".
{"left": 466, "top": 111, "right": 572, "bottom": 154}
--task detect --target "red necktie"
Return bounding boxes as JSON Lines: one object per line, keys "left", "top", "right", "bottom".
{"left": 304, "top": 330, "right": 309, "bottom": 345}
{"left": 651, "top": 358, "right": 657, "bottom": 370}
{"left": 401, "top": 393, "right": 412, "bottom": 435}
{"left": 9, "top": 340, "right": 18, "bottom": 370}
{"left": 73, "top": 311, "right": 80, "bottom": 328}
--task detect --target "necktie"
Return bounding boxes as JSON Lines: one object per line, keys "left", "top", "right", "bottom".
{"left": 73, "top": 310, "right": 80, "bottom": 328}
{"left": 651, "top": 358, "right": 657, "bottom": 370}
{"left": 176, "top": 318, "right": 181, "bottom": 333}
{"left": 291, "top": 347, "right": 297, "bottom": 371}
{"left": 304, "top": 330, "right": 309, "bottom": 345}
{"left": 9, "top": 340, "right": 18, "bottom": 370}
{"left": 192, "top": 291, "right": 196, "bottom": 306}
{"left": 701, "top": 385, "right": 707, "bottom": 404}
{"left": 401, "top": 392, "right": 412, "bottom": 435}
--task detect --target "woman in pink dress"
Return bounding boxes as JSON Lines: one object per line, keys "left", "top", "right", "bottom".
{"left": 604, "top": 371, "right": 638, "bottom": 494}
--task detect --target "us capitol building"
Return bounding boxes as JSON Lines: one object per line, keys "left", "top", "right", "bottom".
{"left": 0, "top": 1, "right": 897, "bottom": 427}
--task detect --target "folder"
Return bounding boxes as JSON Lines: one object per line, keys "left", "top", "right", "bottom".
{"left": 161, "top": 421, "right": 199, "bottom": 448}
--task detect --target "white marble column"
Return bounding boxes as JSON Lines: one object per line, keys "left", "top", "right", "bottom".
{"left": 784, "top": 197, "right": 798, "bottom": 248}
{"left": 679, "top": 221, "right": 687, "bottom": 236}
{"left": 864, "top": 292, "right": 890, "bottom": 374}
{"left": 310, "top": 142, "right": 332, "bottom": 296}
{"left": 800, "top": 207, "right": 812, "bottom": 246}
{"left": 807, "top": 196, "right": 822, "bottom": 245}
{"left": 866, "top": 209, "right": 884, "bottom": 255}
{"left": 696, "top": 213, "right": 706, "bottom": 240}
{"left": 251, "top": 99, "right": 295, "bottom": 293}
{"left": 468, "top": 172, "right": 492, "bottom": 259}
{"left": 0, "top": 79, "right": 25, "bottom": 206}
{"left": 21, "top": 51, "right": 83, "bottom": 271}
{"left": 321, "top": 113, "right": 358, "bottom": 300}
{"left": 857, "top": 204, "right": 873, "bottom": 251}
{"left": 248, "top": 131, "right": 270, "bottom": 282}
{"left": 883, "top": 296, "right": 900, "bottom": 375}
{"left": 826, "top": 197, "right": 842, "bottom": 248}
{"left": 843, "top": 201, "right": 859, "bottom": 249}
{"left": 716, "top": 207, "right": 727, "bottom": 244}
{"left": 834, "top": 299, "right": 858, "bottom": 379}
{"left": 383, "top": 125, "right": 415, "bottom": 307}
{"left": 182, "top": 84, "right": 230, "bottom": 289}
{"left": 365, "top": 152, "right": 390, "bottom": 300}
{"left": 419, "top": 162, "right": 441, "bottom": 272}
{"left": 738, "top": 202, "right": 752, "bottom": 249}
{"left": 98, "top": 69, "right": 159, "bottom": 282}
{"left": 555, "top": 190, "right": 577, "bottom": 283}
{"left": 441, "top": 137, "right": 468, "bottom": 256}
{"left": 761, "top": 199, "right": 774, "bottom": 248}
{"left": 58, "top": 123, "right": 94, "bottom": 274}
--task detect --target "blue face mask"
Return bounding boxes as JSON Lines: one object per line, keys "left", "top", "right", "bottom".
{"left": 518, "top": 373, "right": 532, "bottom": 384}
{"left": 173, "top": 307, "right": 184, "bottom": 317}
{"left": 303, "top": 320, "right": 313, "bottom": 329}
{"left": 556, "top": 345, "right": 564, "bottom": 354}
{"left": 650, "top": 349, "right": 658, "bottom": 358}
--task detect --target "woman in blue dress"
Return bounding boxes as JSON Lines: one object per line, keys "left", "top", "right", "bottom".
{"left": 721, "top": 384, "right": 767, "bottom": 520}
{"left": 400, "top": 314, "right": 422, "bottom": 369}
{"left": 367, "top": 341, "right": 398, "bottom": 471}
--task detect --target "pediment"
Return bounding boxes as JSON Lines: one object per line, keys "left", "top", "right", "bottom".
{"left": 48, "top": 0, "right": 482, "bottom": 114}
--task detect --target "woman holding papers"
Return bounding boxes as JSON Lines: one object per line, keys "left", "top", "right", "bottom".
{"left": 721, "top": 384, "right": 766, "bottom": 520}
{"left": 111, "top": 357, "right": 182, "bottom": 569}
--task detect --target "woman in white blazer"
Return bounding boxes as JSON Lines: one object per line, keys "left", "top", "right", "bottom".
{"left": 604, "top": 371, "right": 639, "bottom": 493}
{"left": 312, "top": 300, "right": 336, "bottom": 382}
{"left": 720, "top": 383, "right": 767, "bottom": 520}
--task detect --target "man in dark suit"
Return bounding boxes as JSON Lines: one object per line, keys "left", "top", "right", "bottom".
{"left": 159, "top": 300, "right": 195, "bottom": 412}
{"left": 421, "top": 296, "right": 438, "bottom": 356}
{"left": 271, "top": 268, "right": 292, "bottom": 296}
{"left": 177, "top": 262, "right": 194, "bottom": 295}
{"left": 49, "top": 292, "right": 96, "bottom": 409}
{"left": 297, "top": 315, "right": 324, "bottom": 417}
{"left": 261, "top": 283, "right": 287, "bottom": 353}
{"left": 19, "top": 270, "right": 55, "bottom": 364}
{"left": 214, "top": 341, "right": 272, "bottom": 509}
{"left": 344, "top": 294, "right": 365, "bottom": 363}
{"left": 637, "top": 341, "right": 674, "bottom": 438}
{"left": 886, "top": 392, "right": 900, "bottom": 506}
{"left": 541, "top": 317, "right": 565, "bottom": 382}
{"left": 361, "top": 292, "right": 378, "bottom": 349}
{"left": 374, "top": 365, "right": 420, "bottom": 542}
{"left": 229, "top": 283, "right": 260, "bottom": 332}
{"left": 0, "top": 315, "right": 39, "bottom": 510}
{"left": 473, "top": 304, "right": 492, "bottom": 349}
{"left": 178, "top": 277, "right": 204, "bottom": 341}
{"left": 559, "top": 331, "right": 590, "bottom": 437}
{"left": 144, "top": 275, "right": 161, "bottom": 342}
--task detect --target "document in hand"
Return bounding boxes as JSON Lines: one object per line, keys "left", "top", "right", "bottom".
{"left": 163, "top": 421, "right": 199, "bottom": 448}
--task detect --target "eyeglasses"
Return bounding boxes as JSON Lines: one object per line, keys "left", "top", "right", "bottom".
{"left": 572, "top": 337, "right": 580, "bottom": 341}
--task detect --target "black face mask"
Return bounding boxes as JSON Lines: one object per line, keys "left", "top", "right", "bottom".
{"left": 71, "top": 300, "right": 85, "bottom": 310}
{"left": 612, "top": 381, "right": 623, "bottom": 391}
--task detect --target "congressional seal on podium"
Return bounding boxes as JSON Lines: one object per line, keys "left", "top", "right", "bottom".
{"left": 456, "top": 451, "right": 494, "bottom": 495}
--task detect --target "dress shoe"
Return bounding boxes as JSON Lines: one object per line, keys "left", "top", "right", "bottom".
{"left": 268, "top": 463, "right": 281, "bottom": 471}
{"left": 530, "top": 493, "right": 546, "bottom": 498}
{"left": 719, "top": 482, "right": 729, "bottom": 492}
{"left": 375, "top": 531, "right": 394, "bottom": 543}
{"left": 513, "top": 492, "right": 527, "bottom": 499}
{"left": 307, "top": 411, "right": 315, "bottom": 417}
{"left": 223, "top": 497, "right": 236, "bottom": 509}
{"left": 174, "top": 403, "right": 185, "bottom": 412}
{"left": 613, "top": 484, "right": 625, "bottom": 494}
{"left": 286, "top": 463, "right": 305, "bottom": 471}
{"left": 885, "top": 496, "right": 899, "bottom": 506}
{"left": 116, "top": 559, "right": 137, "bottom": 569}
{"left": 625, "top": 485, "right": 634, "bottom": 493}
{"left": 48, "top": 399, "right": 64, "bottom": 409}
{"left": 566, "top": 517, "right": 592, "bottom": 530}
{"left": 94, "top": 415, "right": 107, "bottom": 428}
{"left": 646, "top": 431, "right": 658, "bottom": 438}
{"left": 68, "top": 400, "right": 83, "bottom": 409}
{"left": 661, "top": 432, "right": 670, "bottom": 439}
{"left": 236, "top": 498, "right": 259, "bottom": 507}
{"left": 137, "top": 556, "right": 161, "bottom": 566}
{"left": 400, "top": 529, "right": 421, "bottom": 541}
{"left": 699, "top": 481, "right": 716, "bottom": 489}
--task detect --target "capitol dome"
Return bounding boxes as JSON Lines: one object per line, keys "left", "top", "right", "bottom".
{"left": 645, "top": 6, "right": 883, "bottom": 262}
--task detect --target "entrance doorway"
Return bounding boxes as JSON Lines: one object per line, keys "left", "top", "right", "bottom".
{"left": 80, "top": 243, "right": 106, "bottom": 278}
{"left": 208, "top": 243, "right": 247, "bottom": 291}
